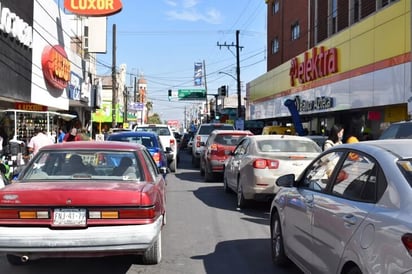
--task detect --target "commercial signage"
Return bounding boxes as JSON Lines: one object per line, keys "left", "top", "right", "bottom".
{"left": 178, "top": 89, "right": 206, "bottom": 100}
{"left": 41, "top": 45, "right": 71, "bottom": 90}
{"left": 290, "top": 46, "right": 338, "bottom": 86}
{"left": 293, "top": 95, "right": 334, "bottom": 112}
{"left": 64, "top": 0, "right": 123, "bottom": 16}
{"left": 15, "top": 102, "right": 47, "bottom": 111}
{"left": 0, "top": 2, "right": 33, "bottom": 48}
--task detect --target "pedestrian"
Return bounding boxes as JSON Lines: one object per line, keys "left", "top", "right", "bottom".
{"left": 63, "top": 128, "right": 78, "bottom": 142}
{"left": 57, "top": 128, "right": 66, "bottom": 143}
{"left": 323, "top": 124, "right": 344, "bottom": 151}
{"left": 27, "top": 127, "right": 53, "bottom": 156}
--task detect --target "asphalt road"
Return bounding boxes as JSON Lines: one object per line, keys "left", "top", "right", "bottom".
{"left": 0, "top": 149, "right": 302, "bottom": 274}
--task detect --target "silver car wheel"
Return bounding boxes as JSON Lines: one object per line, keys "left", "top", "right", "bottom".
{"left": 271, "top": 212, "right": 288, "bottom": 266}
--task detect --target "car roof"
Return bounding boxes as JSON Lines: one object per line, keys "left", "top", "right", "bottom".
{"left": 245, "top": 135, "right": 315, "bottom": 141}
{"left": 211, "top": 130, "right": 253, "bottom": 135}
{"left": 40, "top": 141, "right": 145, "bottom": 151}
{"left": 336, "top": 139, "right": 412, "bottom": 158}
{"left": 108, "top": 131, "right": 158, "bottom": 138}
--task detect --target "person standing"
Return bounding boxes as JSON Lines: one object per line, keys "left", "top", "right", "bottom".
{"left": 323, "top": 124, "right": 344, "bottom": 150}
{"left": 27, "top": 127, "right": 53, "bottom": 156}
{"left": 345, "top": 117, "right": 364, "bottom": 143}
{"left": 63, "top": 128, "right": 78, "bottom": 142}
{"left": 57, "top": 128, "right": 66, "bottom": 143}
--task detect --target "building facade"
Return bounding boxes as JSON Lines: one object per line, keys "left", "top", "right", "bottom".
{"left": 247, "top": 0, "right": 409, "bottom": 139}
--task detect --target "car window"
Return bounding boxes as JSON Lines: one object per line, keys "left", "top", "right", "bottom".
{"left": 257, "top": 140, "right": 321, "bottom": 153}
{"left": 141, "top": 149, "right": 158, "bottom": 180}
{"left": 136, "top": 126, "right": 171, "bottom": 136}
{"left": 301, "top": 151, "right": 344, "bottom": 192}
{"left": 331, "top": 151, "right": 378, "bottom": 203}
{"left": 233, "top": 138, "right": 249, "bottom": 156}
{"left": 198, "top": 125, "right": 234, "bottom": 135}
{"left": 21, "top": 151, "right": 143, "bottom": 181}
{"left": 214, "top": 134, "right": 247, "bottom": 146}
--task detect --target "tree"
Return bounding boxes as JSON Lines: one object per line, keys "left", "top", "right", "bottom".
{"left": 147, "top": 113, "right": 161, "bottom": 124}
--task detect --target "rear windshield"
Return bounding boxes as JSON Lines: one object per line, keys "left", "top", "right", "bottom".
{"left": 380, "top": 123, "right": 412, "bottom": 139}
{"left": 257, "top": 139, "right": 321, "bottom": 153}
{"left": 108, "top": 135, "right": 157, "bottom": 148}
{"left": 214, "top": 134, "right": 247, "bottom": 146}
{"left": 136, "top": 126, "right": 171, "bottom": 136}
{"left": 198, "top": 125, "right": 234, "bottom": 135}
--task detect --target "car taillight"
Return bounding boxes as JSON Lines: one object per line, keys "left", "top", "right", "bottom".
{"left": 170, "top": 139, "right": 175, "bottom": 147}
{"left": 196, "top": 136, "right": 201, "bottom": 147}
{"left": 0, "top": 209, "right": 49, "bottom": 219}
{"left": 89, "top": 208, "right": 156, "bottom": 219}
{"left": 402, "top": 234, "right": 412, "bottom": 256}
{"left": 153, "top": 152, "right": 160, "bottom": 164}
{"left": 253, "top": 159, "right": 279, "bottom": 169}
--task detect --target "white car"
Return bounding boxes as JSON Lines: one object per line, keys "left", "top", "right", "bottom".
{"left": 134, "top": 124, "right": 178, "bottom": 172}
{"left": 224, "top": 135, "right": 321, "bottom": 208}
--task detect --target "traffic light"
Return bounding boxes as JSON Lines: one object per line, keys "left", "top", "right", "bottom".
{"left": 219, "top": 85, "right": 227, "bottom": 96}
{"left": 168, "top": 89, "right": 172, "bottom": 97}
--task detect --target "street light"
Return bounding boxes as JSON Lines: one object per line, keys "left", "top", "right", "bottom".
{"left": 218, "top": 71, "right": 241, "bottom": 119}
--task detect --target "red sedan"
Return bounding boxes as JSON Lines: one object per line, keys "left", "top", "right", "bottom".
{"left": 200, "top": 130, "right": 253, "bottom": 181}
{"left": 0, "top": 141, "right": 166, "bottom": 265}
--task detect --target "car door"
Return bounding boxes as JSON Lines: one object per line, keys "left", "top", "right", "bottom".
{"left": 310, "top": 150, "right": 377, "bottom": 273}
{"left": 225, "top": 138, "right": 249, "bottom": 191}
{"left": 282, "top": 150, "right": 345, "bottom": 272}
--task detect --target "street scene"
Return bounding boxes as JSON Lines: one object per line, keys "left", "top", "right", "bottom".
{"left": 0, "top": 1, "right": 412, "bottom": 273}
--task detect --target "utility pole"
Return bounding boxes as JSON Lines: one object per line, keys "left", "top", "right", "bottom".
{"left": 111, "top": 24, "right": 117, "bottom": 128}
{"left": 217, "top": 30, "right": 243, "bottom": 119}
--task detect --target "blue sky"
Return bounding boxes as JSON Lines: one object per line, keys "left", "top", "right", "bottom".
{"left": 96, "top": 0, "right": 267, "bottom": 123}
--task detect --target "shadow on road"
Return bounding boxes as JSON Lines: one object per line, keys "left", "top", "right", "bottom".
{"left": 191, "top": 238, "right": 303, "bottom": 274}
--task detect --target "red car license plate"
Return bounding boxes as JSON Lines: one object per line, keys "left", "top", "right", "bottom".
{"left": 53, "top": 208, "right": 86, "bottom": 226}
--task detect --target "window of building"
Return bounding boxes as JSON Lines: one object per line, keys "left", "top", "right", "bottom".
{"left": 271, "top": 37, "right": 279, "bottom": 54}
{"left": 379, "top": 0, "right": 399, "bottom": 8}
{"left": 352, "top": 0, "right": 360, "bottom": 23}
{"left": 330, "top": 0, "right": 338, "bottom": 34}
{"left": 291, "top": 22, "right": 300, "bottom": 40}
{"left": 272, "top": 0, "right": 279, "bottom": 15}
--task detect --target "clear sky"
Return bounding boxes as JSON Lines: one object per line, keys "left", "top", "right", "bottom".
{"left": 96, "top": 0, "right": 267, "bottom": 124}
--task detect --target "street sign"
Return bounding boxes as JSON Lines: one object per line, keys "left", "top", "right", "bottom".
{"left": 178, "top": 89, "right": 206, "bottom": 100}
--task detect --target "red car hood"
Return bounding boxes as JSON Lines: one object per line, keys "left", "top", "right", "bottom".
{"left": 0, "top": 181, "right": 154, "bottom": 206}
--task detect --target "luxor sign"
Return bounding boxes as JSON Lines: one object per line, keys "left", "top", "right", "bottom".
{"left": 290, "top": 46, "right": 338, "bottom": 86}
{"left": 41, "top": 45, "right": 70, "bottom": 90}
{"left": 64, "top": 0, "right": 123, "bottom": 16}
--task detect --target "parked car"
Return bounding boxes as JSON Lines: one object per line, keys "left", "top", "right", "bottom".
{"left": 224, "top": 135, "right": 321, "bottom": 208}
{"left": 106, "top": 131, "right": 168, "bottom": 174}
{"left": 270, "top": 139, "right": 412, "bottom": 274}
{"left": 0, "top": 141, "right": 166, "bottom": 265}
{"left": 379, "top": 120, "right": 412, "bottom": 139}
{"left": 191, "top": 123, "right": 235, "bottom": 168}
{"left": 134, "top": 124, "right": 178, "bottom": 172}
{"left": 200, "top": 130, "right": 253, "bottom": 181}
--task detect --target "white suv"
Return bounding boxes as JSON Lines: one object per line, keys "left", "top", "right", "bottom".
{"left": 191, "top": 123, "right": 235, "bottom": 167}
{"left": 134, "top": 124, "right": 178, "bottom": 172}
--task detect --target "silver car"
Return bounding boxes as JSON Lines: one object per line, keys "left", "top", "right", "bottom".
{"left": 270, "top": 139, "right": 412, "bottom": 273}
{"left": 224, "top": 135, "right": 321, "bottom": 208}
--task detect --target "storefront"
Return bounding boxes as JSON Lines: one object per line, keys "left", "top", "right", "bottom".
{"left": 247, "top": 0, "right": 411, "bottom": 139}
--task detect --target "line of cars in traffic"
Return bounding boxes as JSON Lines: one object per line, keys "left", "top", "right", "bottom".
{"left": 189, "top": 122, "right": 412, "bottom": 273}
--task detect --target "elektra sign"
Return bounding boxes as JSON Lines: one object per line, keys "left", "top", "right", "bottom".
{"left": 0, "top": 2, "right": 33, "bottom": 48}
{"left": 289, "top": 46, "right": 338, "bottom": 86}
